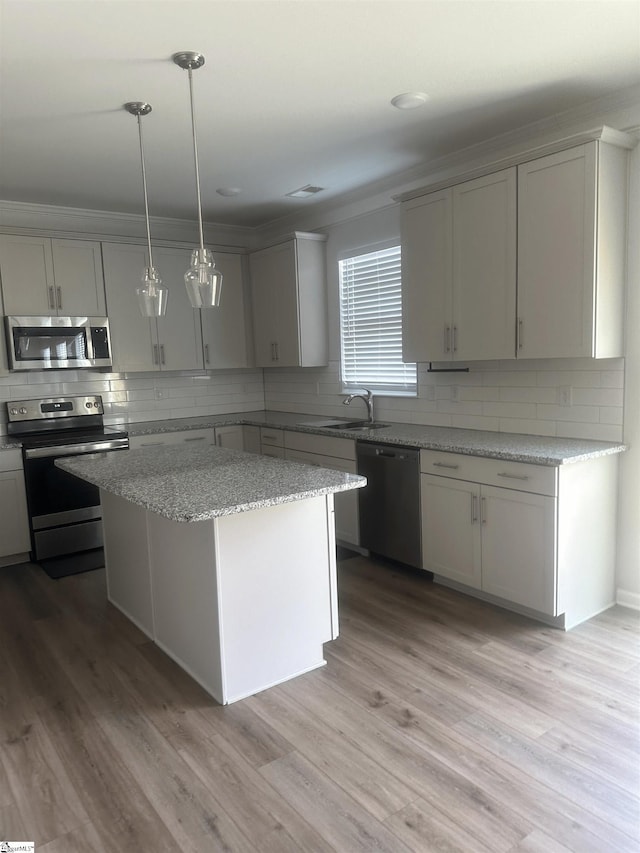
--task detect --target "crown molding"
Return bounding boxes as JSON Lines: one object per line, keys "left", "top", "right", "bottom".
{"left": 0, "top": 200, "right": 254, "bottom": 248}
{"left": 253, "top": 84, "right": 640, "bottom": 240}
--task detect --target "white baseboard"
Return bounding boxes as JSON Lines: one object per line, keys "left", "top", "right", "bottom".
{"left": 616, "top": 589, "right": 640, "bottom": 610}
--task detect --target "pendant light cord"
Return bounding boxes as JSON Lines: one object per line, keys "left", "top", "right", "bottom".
{"left": 187, "top": 67, "right": 206, "bottom": 255}
{"left": 136, "top": 112, "right": 155, "bottom": 270}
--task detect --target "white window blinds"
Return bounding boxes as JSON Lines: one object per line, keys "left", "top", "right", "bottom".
{"left": 339, "top": 245, "right": 416, "bottom": 393}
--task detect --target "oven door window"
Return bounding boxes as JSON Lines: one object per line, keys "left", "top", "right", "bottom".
{"left": 23, "top": 454, "right": 100, "bottom": 519}
{"left": 14, "top": 327, "right": 88, "bottom": 363}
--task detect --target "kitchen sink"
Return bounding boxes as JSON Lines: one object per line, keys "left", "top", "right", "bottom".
{"left": 324, "top": 420, "right": 390, "bottom": 431}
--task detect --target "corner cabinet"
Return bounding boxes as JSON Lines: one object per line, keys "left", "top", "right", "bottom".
{"left": 420, "top": 449, "right": 618, "bottom": 629}
{"left": 249, "top": 233, "right": 328, "bottom": 367}
{"left": 517, "top": 140, "right": 627, "bottom": 359}
{"left": 402, "top": 168, "right": 516, "bottom": 362}
{"left": 284, "top": 431, "right": 359, "bottom": 547}
{"left": 102, "top": 242, "right": 203, "bottom": 372}
{"left": 0, "top": 235, "right": 106, "bottom": 317}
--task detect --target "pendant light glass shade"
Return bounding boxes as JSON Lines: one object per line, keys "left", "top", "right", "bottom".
{"left": 138, "top": 265, "right": 168, "bottom": 316}
{"left": 185, "top": 248, "right": 223, "bottom": 307}
{"left": 173, "top": 51, "right": 223, "bottom": 309}
{"left": 124, "top": 101, "right": 168, "bottom": 317}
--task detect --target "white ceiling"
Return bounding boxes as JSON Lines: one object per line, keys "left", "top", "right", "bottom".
{"left": 2, "top": 0, "right": 639, "bottom": 229}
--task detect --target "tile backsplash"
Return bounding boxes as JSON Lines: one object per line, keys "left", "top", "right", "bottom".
{"left": 264, "top": 358, "right": 625, "bottom": 442}
{"left": 0, "top": 357, "right": 624, "bottom": 443}
{"left": 0, "top": 368, "right": 265, "bottom": 433}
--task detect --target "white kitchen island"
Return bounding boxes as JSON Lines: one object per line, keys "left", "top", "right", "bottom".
{"left": 57, "top": 444, "right": 365, "bottom": 704}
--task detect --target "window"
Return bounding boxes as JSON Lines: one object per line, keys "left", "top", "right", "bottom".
{"left": 339, "top": 245, "right": 416, "bottom": 394}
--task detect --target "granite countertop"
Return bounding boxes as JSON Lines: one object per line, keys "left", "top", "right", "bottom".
{"left": 2, "top": 408, "right": 626, "bottom": 465}
{"left": 121, "top": 410, "right": 626, "bottom": 466}
{"left": 56, "top": 443, "right": 366, "bottom": 523}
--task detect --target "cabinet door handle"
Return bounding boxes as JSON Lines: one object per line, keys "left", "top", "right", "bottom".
{"left": 216, "top": 433, "right": 222, "bottom": 446}
{"left": 160, "top": 344, "right": 166, "bottom": 365}
{"left": 56, "top": 286, "right": 63, "bottom": 310}
{"left": 275, "top": 342, "right": 279, "bottom": 361}
{"left": 433, "top": 461, "right": 459, "bottom": 470}
{"left": 444, "top": 326, "right": 451, "bottom": 354}
{"left": 204, "top": 343, "right": 210, "bottom": 365}
{"left": 480, "top": 496, "right": 487, "bottom": 525}
{"left": 471, "top": 493, "right": 478, "bottom": 524}
{"left": 452, "top": 325, "right": 458, "bottom": 353}
{"left": 153, "top": 344, "right": 159, "bottom": 365}
{"left": 517, "top": 318, "right": 523, "bottom": 350}
{"left": 497, "top": 472, "right": 530, "bottom": 481}
{"left": 48, "top": 286, "right": 56, "bottom": 310}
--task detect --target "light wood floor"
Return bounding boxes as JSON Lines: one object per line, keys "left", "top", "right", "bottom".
{"left": 1, "top": 555, "right": 638, "bottom": 852}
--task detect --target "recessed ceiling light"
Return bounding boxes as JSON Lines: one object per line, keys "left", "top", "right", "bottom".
{"left": 286, "top": 185, "right": 324, "bottom": 199}
{"left": 216, "top": 187, "right": 242, "bottom": 197}
{"left": 391, "top": 92, "right": 429, "bottom": 110}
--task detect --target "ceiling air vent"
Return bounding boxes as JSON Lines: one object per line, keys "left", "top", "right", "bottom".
{"left": 286, "top": 184, "right": 324, "bottom": 199}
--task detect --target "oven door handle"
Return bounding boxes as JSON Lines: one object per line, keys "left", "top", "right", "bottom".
{"left": 24, "top": 439, "right": 129, "bottom": 459}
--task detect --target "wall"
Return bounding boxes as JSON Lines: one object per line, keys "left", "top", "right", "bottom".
{"left": 264, "top": 203, "right": 624, "bottom": 443}
{"left": 0, "top": 368, "right": 265, "bottom": 434}
{"left": 616, "top": 144, "right": 640, "bottom": 608}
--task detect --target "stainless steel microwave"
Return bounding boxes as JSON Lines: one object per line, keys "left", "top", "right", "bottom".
{"left": 5, "top": 316, "right": 113, "bottom": 371}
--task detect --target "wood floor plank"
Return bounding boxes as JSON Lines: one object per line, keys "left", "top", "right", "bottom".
{"left": 175, "top": 728, "right": 335, "bottom": 853}
{"left": 1, "top": 558, "right": 638, "bottom": 852}
{"left": 384, "top": 798, "right": 499, "bottom": 853}
{"left": 260, "top": 750, "right": 413, "bottom": 853}
{"left": 454, "top": 711, "right": 640, "bottom": 841}
{"left": 247, "top": 683, "right": 419, "bottom": 820}
{"left": 96, "top": 706, "right": 259, "bottom": 853}
{"left": 277, "top": 674, "right": 532, "bottom": 852}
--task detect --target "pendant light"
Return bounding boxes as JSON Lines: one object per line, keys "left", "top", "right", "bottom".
{"left": 124, "top": 101, "right": 168, "bottom": 317}
{"left": 173, "top": 51, "right": 223, "bottom": 308}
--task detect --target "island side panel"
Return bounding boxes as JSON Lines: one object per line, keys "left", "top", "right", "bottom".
{"left": 146, "top": 512, "right": 225, "bottom": 704}
{"left": 214, "top": 494, "right": 334, "bottom": 704}
{"left": 101, "top": 490, "right": 154, "bottom": 638}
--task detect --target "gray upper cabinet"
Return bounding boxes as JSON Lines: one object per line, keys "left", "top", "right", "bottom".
{"left": 249, "top": 233, "right": 328, "bottom": 368}
{"left": 102, "top": 242, "right": 203, "bottom": 373}
{"left": 200, "top": 251, "right": 253, "bottom": 369}
{"left": 402, "top": 168, "right": 516, "bottom": 362}
{"left": 0, "top": 234, "right": 106, "bottom": 317}
{"left": 401, "top": 131, "right": 630, "bottom": 363}
{"left": 517, "top": 140, "right": 627, "bottom": 359}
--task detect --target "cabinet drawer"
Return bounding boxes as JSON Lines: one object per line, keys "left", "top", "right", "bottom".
{"left": 262, "top": 445, "right": 285, "bottom": 459}
{"left": 420, "top": 449, "right": 557, "bottom": 496}
{"left": 260, "top": 427, "right": 284, "bottom": 447}
{"left": 286, "top": 448, "right": 357, "bottom": 474}
{"left": 0, "top": 448, "right": 23, "bottom": 473}
{"left": 129, "top": 428, "right": 214, "bottom": 449}
{"left": 284, "top": 430, "right": 356, "bottom": 461}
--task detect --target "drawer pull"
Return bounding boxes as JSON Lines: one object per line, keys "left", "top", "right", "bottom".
{"left": 433, "top": 462, "right": 459, "bottom": 470}
{"left": 184, "top": 436, "right": 206, "bottom": 442}
{"left": 497, "top": 472, "right": 530, "bottom": 481}
{"left": 141, "top": 441, "right": 164, "bottom": 447}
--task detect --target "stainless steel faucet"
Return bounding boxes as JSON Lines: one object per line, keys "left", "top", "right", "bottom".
{"left": 343, "top": 389, "right": 374, "bottom": 423}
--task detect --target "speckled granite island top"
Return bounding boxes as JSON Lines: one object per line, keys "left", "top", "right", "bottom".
{"left": 56, "top": 444, "right": 366, "bottom": 523}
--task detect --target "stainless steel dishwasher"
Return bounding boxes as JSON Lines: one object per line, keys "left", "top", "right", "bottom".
{"left": 356, "top": 441, "right": 422, "bottom": 569}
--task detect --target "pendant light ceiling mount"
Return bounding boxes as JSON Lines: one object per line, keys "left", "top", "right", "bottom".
{"left": 124, "top": 100, "right": 168, "bottom": 317}
{"left": 172, "top": 51, "right": 205, "bottom": 71}
{"left": 173, "top": 49, "right": 223, "bottom": 309}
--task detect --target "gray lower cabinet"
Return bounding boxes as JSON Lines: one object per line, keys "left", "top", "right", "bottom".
{"left": 420, "top": 449, "right": 618, "bottom": 629}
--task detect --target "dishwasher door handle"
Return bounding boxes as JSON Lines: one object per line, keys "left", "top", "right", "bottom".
{"left": 375, "top": 448, "right": 397, "bottom": 458}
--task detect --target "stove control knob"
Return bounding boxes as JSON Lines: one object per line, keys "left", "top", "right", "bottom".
{"left": 9, "top": 407, "right": 18, "bottom": 416}
{"left": 86, "top": 402, "right": 92, "bottom": 408}
{"left": 94, "top": 402, "right": 100, "bottom": 408}
{"left": 19, "top": 407, "right": 27, "bottom": 414}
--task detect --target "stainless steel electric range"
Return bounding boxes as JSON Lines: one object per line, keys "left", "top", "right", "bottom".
{"left": 6, "top": 395, "right": 128, "bottom": 577}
